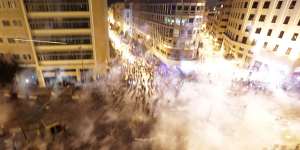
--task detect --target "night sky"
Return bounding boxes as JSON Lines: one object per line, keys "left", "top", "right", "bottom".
{"left": 108, "top": 0, "right": 218, "bottom": 7}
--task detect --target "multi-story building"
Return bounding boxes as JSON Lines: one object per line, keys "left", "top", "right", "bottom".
{"left": 0, "top": 0, "right": 109, "bottom": 87}
{"left": 132, "top": 0, "right": 205, "bottom": 61}
{"left": 205, "top": 7, "right": 217, "bottom": 34}
{"left": 222, "top": 0, "right": 300, "bottom": 75}
{"left": 123, "top": 1, "right": 133, "bottom": 37}
{"left": 111, "top": 2, "right": 125, "bottom": 33}
{"left": 209, "top": 0, "right": 231, "bottom": 45}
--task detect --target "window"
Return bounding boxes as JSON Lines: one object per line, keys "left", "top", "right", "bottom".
{"left": 289, "top": 1, "right": 297, "bottom": 9}
{"left": 245, "top": 27, "right": 250, "bottom": 32}
{"left": 244, "top": 2, "right": 248, "bottom": 8}
{"left": 191, "top": 6, "right": 196, "bottom": 11}
{"left": 259, "top": 15, "right": 266, "bottom": 22}
{"left": 283, "top": 16, "right": 290, "bottom": 24}
{"left": 263, "top": 42, "right": 268, "bottom": 48}
{"left": 2, "top": 20, "right": 10, "bottom": 26}
{"left": 267, "top": 29, "right": 272, "bottom": 36}
{"left": 252, "top": 1, "right": 259, "bottom": 8}
{"left": 248, "top": 14, "right": 255, "bottom": 20}
{"left": 286, "top": 48, "right": 292, "bottom": 55}
{"left": 251, "top": 40, "right": 256, "bottom": 46}
{"left": 278, "top": 31, "right": 284, "bottom": 38}
{"left": 273, "top": 45, "right": 279, "bottom": 51}
{"left": 12, "top": 54, "right": 20, "bottom": 60}
{"left": 276, "top": 1, "right": 283, "bottom": 9}
{"left": 0, "top": 38, "right": 3, "bottom": 43}
{"left": 238, "top": 24, "right": 242, "bottom": 30}
{"left": 238, "top": 53, "right": 243, "bottom": 58}
{"left": 184, "top": 6, "right": 189, "bottom": 11}
{"left": 12, "top": 20, "right": 22, "bottom": 26}
{"left": 255, "top": 28, "right": 262, "bottom": 34}
{"left": 235, "top": 35, "right": 239, "bottom": 41}
{"left": 242, "top": 37, "right": 248, "bottom": 44}
{"left": 292, "top": 33, "right": 298, "bottom": 41}
{"left": 241, "top": 14, "right": 245, "bottom": 20}
{"left": 177, "top": 5, "right": 182, "bottom": 10}
{"left": 239, "top": 47, "right": 244, "bottom": 51}
{"left": 263, "top": 1, "right": 271, "bottom": 9}
{"left": 298, "top": 20, "right": 300, "bottom": 26}
{"left": 7, "top": 38, "right": 15, "bottom": 43}
{"left": 271, "top": 16, "right": 277, "bottom": 23}
{"left": 23, "top": 54, "right": 27, "bottom": 60}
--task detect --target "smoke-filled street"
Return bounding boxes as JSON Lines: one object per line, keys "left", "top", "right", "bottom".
{"left": 1, "top": 27, "right": 299, "bottom": 150}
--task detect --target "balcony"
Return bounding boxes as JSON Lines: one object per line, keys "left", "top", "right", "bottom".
{"left": 27, "top": 11, "right": 90, "bottom": 18}
{"left": 31, "top": 28, "right": 91, "bottom": 36}
{"left": 39, "top": 59, "right": 94, "bottom": 66}
{"left": 35, "top": 44, "right": 93, "bottom": 52}
{"left": 29, "top": 18, "right": 90, "bottom": 29}
{"left": 24, "top": 1, "right": 89, "bottom": 12}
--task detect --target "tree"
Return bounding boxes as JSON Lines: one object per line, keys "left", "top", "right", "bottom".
{"left": 0, "top": 57, "right": 21, "bottom": 86}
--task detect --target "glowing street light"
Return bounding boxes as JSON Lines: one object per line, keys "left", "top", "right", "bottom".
{"left": 25, "top": 79, "right": 30, "bottom": 84}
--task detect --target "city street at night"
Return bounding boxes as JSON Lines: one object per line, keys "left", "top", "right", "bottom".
{"left": 0, "top": 0, "right": 300, "bottom": 150}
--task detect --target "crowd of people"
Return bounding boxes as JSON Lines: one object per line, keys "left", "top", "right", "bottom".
{"left": 230, "top": 77, "right": 273, "bottom": 96}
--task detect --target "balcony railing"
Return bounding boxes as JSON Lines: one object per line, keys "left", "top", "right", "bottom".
{"left": 37, "top": 50, "right": 93, "bottom": 61}
{"left": 29, "top": 18, "right": 90, "bottom": 29}
{"left": 33, "top": 35, "right": 91, "bottom": 45}
{"left": 24, "top": 2, "right": 89, "bottom": 12}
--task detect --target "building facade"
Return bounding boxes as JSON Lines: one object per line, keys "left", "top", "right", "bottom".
{"left": 209, "top": 0, "right": 231, "bottom": 45}
{"left": 222, "top": 0, "right": 300, "bottom": 74}
{"left": 132, "top": 0, "right": 205, "bottom": 60}
{"left": 0, "top": 0, "right": 109, "bottom": 87}
{"left": 111, "top": 2, "right": 125, "bottom": 33}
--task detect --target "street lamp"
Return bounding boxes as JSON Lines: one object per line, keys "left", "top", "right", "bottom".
{"left": 25, "top": 78, "right": 30, "bottom": 84}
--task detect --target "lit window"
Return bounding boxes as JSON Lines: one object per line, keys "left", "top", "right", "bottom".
{"left": 259, "top": 15, "right": 266, "bottom": 22}
{"left": 289, "top": 0, "right": 297, "bottom": 9}
{"left": 276, "top": 1, "right": 283, "bottom": 9}
{"left": 252, "top": 1, "right": 259, "bottom": 8}
{"left": 286, "top": 48, "right": 292, "bottom": 55}
{"left": 283, "top": 16, "right": 290, "bottom": 24}
{"left": 263, "top": 1, "right": 271, "bottom": 9}
{"left": 278, "top": 31, "right": 284, "bottom": 38}
{"left": 292, "top": 33, "right": 298, "bottom": 41}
